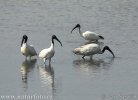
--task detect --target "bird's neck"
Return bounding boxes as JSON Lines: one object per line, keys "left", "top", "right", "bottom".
{"left": 50, "top": 41, "right": 54, "bottom": 50}
{"left": 22, "top": 43, "right": 27, "bottom": 47}
{"left": 78, "top": 28, "right": 83, "bottom": 36}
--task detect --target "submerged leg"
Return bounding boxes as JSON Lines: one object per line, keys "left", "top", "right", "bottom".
{"left": 49, "top": 58, "right": 51, "bottom": 65}
{"left": 43, "top": 58, "right": 46, "bottom": 64}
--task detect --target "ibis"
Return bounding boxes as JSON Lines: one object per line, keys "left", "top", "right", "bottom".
{"left": 39, "top": 35, "right": 62, "bottom": 65}
{"left": 21, "top": 35, "right": 37, "bottom": 59}
{"left": 71, "top": 24, "right": 104, "bottom": 41}
{"left": 73, "top": 43, "right": 115, "bottom": 59}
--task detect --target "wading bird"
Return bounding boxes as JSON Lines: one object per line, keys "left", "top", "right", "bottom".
{"left": 21, "top": 35, "right": 37, "bottom": 59}
{"left": 39, "top": 35, "right": 62, "bottom": 65}
{"left": 73, "top": 43, "right": 115, "bottom": 59}
{"left": 71, "top": 24, "right": 104, "bottom": 42}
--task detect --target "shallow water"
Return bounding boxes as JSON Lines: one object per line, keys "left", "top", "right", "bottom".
{"left": 0, "top": 0, "right": 138, "bottom": 100}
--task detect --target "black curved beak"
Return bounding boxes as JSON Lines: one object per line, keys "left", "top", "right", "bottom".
{"left": 108, "top": 48, "right": 115, "bottom": 58}
{"left": 71, "top": 25, "right": 80, "bottom": 33}
{"left": 21, "top": 38, "right": 24, "bottom": 46}
{"left": 54, "top": 37, "right": 62, "bottom": 46}
{"left": 103, "top": 46, "right": 115, "bottom": 58}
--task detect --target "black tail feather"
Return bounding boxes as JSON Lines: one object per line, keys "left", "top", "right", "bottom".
{"left": 99, "top": 35, "right": 104, "bottom": 39}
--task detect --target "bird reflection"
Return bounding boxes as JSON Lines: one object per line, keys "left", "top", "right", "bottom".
{"left": 38, "top": 64, "right": 55, "bottom": 99}
{"left": 20, "top": 59, "right": 37, "bottom": 83}
{"left": 73, "top": 58, "right": 114, "bottom": 74}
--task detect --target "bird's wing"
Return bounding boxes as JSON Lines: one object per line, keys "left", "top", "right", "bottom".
{"left": 28, "top": 45, "right": 37, "bottom": 55}
{"left": 39, "top": 48, "right": 52, "bottom": 59}
{"left": 81, "top": 44, "right": 100, "bottom": 54}
{"left": 83, "top": 31, "right": 99, "bottom": 40}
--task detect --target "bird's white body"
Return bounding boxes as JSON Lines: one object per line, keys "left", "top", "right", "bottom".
{"left": 82, "top": 31, "right": 102, "bottom": 41}
{"left": 39, "top": 42, "right": 55, "bottom": 61}
{"left": 71, "top": 24, "right": 104, "bottom": 41}
{"left": 21, "top": 43, "right": 37, "bottom": 57}
{"left": 39, "top": 35, "right": 62, "bottom": 64}
{"left": 73, "top": 43, "right": 101, "bottom": 56}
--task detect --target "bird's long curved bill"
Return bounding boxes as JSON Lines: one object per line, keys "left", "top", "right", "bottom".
{"left": 71, "top": 25, "right": 78, "bottom": 33}
{"left": 21, "top": 38, "right": 24, "bottom": 46}
{"left": 107, "top": 47, "right": 115, "bottom": 58}
{"left": 55, "top": 37, "right": 62, "bottom": 46}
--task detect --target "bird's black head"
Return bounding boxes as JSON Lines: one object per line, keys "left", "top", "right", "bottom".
{"left": 21, "top": 35, "right": 28, "bottom": 46}
{"left": 52, "top": 35, "right": 62, "bottom": 46}
{"left": 76, "top": 24, "right": 81, "bottom": 28}
{"left": 23, "top": 35, "right": 28, "bottom": 40}
{"left": 52, "top": 35, "right": 57, "bottom": 39}
{"left": 102, "top": 46, "right": 115, "bottom": 58}
{"left": 71, "top": 24, "right": 81, "bottom": 33}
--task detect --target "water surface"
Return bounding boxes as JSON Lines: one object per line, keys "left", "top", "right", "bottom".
{"left": 0, "top": 0, "right": 138, "bottom": 100}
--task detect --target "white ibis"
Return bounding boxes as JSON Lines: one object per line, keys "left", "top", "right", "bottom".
{"left": 73, "top": 43, "right": 115, "bottom": 59}
{"left": 71, "top": 24, "right": 104, "bottom": 41}
{"left": 39, "top": 35, "right": 62, "bottom": 65}
{"left": 21, "top": 35, "right": 37, "bottom": 59}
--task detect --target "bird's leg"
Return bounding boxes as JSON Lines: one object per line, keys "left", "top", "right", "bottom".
{"left": 43, "top": 58, "right": 46, "bottom": 65}
{"left": 49, "top": 64, "right": 52, "bottom": 70}
{"left": 82, "top": 55, "right": 85, "bottom": 60}
{"left": 90, "top": 55, "right": 93, "bottom": 60}
{"left": 25, "top": 56, "right": 27, "bottom": 61}
{"left": 49, "top": 59, "right": 51, "bottom": 65}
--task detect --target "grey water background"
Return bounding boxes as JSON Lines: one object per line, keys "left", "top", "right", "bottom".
{"left": 0, "top": 0, "right": 138, "bottom": 100}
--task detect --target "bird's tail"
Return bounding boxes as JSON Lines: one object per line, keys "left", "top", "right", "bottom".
{"left": 73, "top": 48, "right": 81, "bottom": 55}
{"left": 99, "top": 35, "right": 104, "bottom": 39}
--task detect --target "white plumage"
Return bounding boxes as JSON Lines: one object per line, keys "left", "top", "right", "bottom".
{"left": 21, "top": 35, "right": 37, "bottom": 59}
{"left": 71, "top": 24, "right": 104, "bottom": 41}
{"left": 39, "top": 42, "right": 55, "bottom": 62}
{"left": 39, "top": 35, "right": 62, "bottom": 65}
{"left": 73, "top": 43, "right": 115, "bottom": 59}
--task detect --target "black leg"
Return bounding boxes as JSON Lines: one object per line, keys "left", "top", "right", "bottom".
{"left": 49, "top": 59, "right": 51, "bottom": 66}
